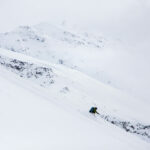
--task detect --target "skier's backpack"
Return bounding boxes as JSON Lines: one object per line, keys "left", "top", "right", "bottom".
{"left": 89, "top": 107, "right": 97, "bottom": 113}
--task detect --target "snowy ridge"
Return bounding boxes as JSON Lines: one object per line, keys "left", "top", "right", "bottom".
{"left": 0, "top": 23, "right": 117, "bottom": 88}
{"left": 34, "top": 23, "right": 105, "bottom": 48}
{"left": 0, "top": 24, "right": 105, "bottom": 53}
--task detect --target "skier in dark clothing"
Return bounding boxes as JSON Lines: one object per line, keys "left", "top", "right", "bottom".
{"left": 89, "top": 107, "right": 99, "bottom": 114}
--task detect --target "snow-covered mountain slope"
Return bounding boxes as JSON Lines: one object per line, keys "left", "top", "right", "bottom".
{"left": 0, "top": 23, "right": 110, "bottom": 84}
{"left": 0, "top": 48, "right": 150, "bottom": 150}
{"left": 0, "top": 47, "right": 150, "bottom": 141}
{"left": 0, "top": 48, "right": 149, "bottom": 122}
{"left": 0, "top": 23, "right": 149, "bottom": 103}
{"left": 0, "top": 22, "right": 150, "bottom": 149}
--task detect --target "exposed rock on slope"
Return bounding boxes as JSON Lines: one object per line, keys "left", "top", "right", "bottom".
{"left": 0, "top": 55, "right": 55, "bottom": 86}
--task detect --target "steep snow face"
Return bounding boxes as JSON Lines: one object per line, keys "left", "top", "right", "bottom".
{"left": 0, "top": 48, "right": 150, "bottom": 142}
{"left": 0, "top": 22, "right": 150, "bottom": 142}
{"left": 0, "top": 48, "right": 150, "bottom": 149}
{"left": 1, "top": 67, "right": 150, "bottom": 150}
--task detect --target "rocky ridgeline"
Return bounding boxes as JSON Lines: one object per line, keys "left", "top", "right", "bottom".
{"left": 0, "top": 25, "right": 105, "bottom": 55}
{"left": 17, "top": 26, "right": 46, "bottom": 42}
{"left": 60, "top": 30, "right": 104, "bottom": 48}
{"left": 99, "top": 113, "right": 150, "bottom": 141}
{"left": 0, "top": 55, "right": 55, "bottom": 86}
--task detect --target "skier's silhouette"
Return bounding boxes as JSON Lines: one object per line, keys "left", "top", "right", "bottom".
{"left": 89, "top": 107, "right": 99, "bottom": 114}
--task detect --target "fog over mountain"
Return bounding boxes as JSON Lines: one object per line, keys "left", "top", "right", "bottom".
{"left": 0, "top": 0, "right": 150, "bottom": 42}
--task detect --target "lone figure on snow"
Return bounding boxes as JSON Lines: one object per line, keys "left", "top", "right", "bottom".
{"left": 89, "top": 107, "right": 99, "bottom": 114}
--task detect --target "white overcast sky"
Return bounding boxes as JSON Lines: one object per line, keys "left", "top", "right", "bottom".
{"left": 0, "top": 0, "right": 150, "bottom": 43}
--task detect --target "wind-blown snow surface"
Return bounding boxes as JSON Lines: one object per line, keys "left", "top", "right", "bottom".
{"left": 0, "top": 48, "right": 150, "bottom": 149}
